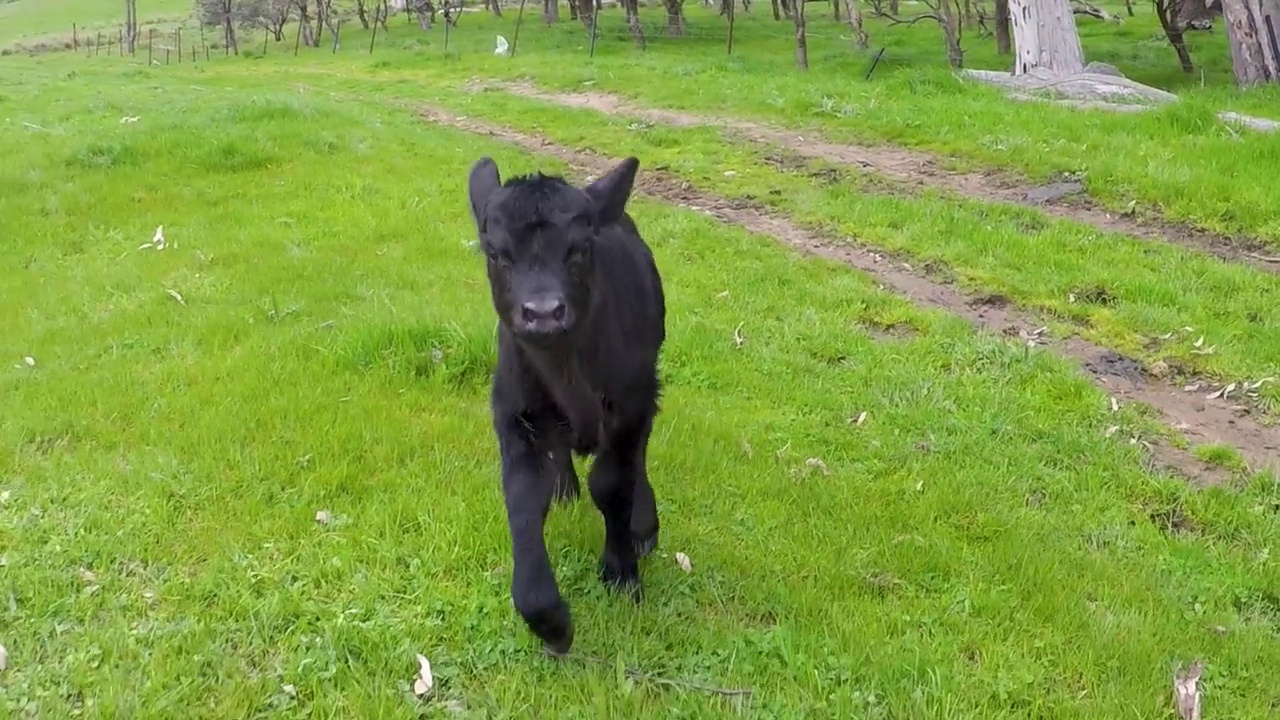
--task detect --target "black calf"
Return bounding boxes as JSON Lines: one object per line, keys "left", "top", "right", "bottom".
{"left": 467, "top": 155, "right": 667, "bottom": 655}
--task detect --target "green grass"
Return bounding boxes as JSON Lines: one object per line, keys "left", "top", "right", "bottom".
{"left": 3, "top": 3, "right": 1280, "bottom": 717}
{"left": 90, "top": 1, "right": 1275, "bottom": 243}
{"left": 0, "top": 0, "right": 192, "bottom": 48}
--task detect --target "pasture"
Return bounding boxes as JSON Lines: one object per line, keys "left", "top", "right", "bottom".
{"left": 1, "top": 0, "right": 1278, "bottom": 717}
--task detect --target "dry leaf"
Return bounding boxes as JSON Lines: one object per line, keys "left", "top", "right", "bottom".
{"left": 1173, "top": 659, "right": 1203, "bottom": 720}
{"left": 1104, "top": 425, "right": 1120, "bottom": 437}
{"left": 849, "top": 411, "right": 868, "bottom": 426}
{"left": 78, "top": 568, "right": 97, "bottom": 584}
{"left": 314, "top": 510, "right": 331, "bottom": 525}
{"left": 675, "top": 552, "right": 692, "bottom": 573}
{"left": 0, "top": 491, "right": 9, "bottom": 503}
{"left": 804, "top": 457, "right": 830, "bottom": 475}
{"left": 165, "top": 288, "right": 186, "bottom": 306}
{"left": 0, "top": 643, "right": 6, "bottom": 672}
{"left": 138, "top": 225, "right": 166, "bottom": 251}
{"left": 22, "top": 356, "right": 34, "bottom": 367}
{"left": 1110, "top": 397, "right": 1119, "bottom": 412}
{"left": 1192, "top": 335, "right": 1205, "bottom": 348}
{"left": 732, "top": 323, "right": 746, "bottom": 349}
{"left": 413, "top": 653, "right": 434, "bottom": 697}
{"left": 1206, "top": 383, "right": 1237, "bottom": 400}
{"left": 281, "top": 683, "right": 297, "bottom": 697}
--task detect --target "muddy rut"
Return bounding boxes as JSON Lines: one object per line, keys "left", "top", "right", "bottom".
{"left": 477, "top": 80, "right": 1280, "bottom": 276}
{"left": 420, "top": 105, "right": 1280, "bottom": 484}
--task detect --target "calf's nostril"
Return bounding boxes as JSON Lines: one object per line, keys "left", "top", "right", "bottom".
{"left": 551, "top": 304, "right": 566, "bottom": 322}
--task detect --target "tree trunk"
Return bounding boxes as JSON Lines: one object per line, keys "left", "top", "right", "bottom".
{"left": 124, "top": 0, "right": 138, "bottom": 53}
{"left": 486, "top": 0, "right": 504, "bottom": 16}
{"left": 940, "top": 0, "right": 964, "bottom": 67}
{"left": 793, "top": 0, "right": 808, "bottom": 67}
{"left": 544, "top": 0, "right": 561, "bottom": 21}
{"left": 665, "top": 0, "right": 686, "bottom": 32}
{"left": 624, "top": 0, "right": 647, "bottom": 44}
{"left": 889, "top": 0, "right": 898, "bottom": 13}
{"left": 1008, "top": 0, "right": 1085, "bottom": 75}
{"left": 845, "top": 0, "right": 869, "bottom": 46}
{"left": 576, "top": 0, "right": 594, "bottom": 27}
{"left": 1155, "top": 0, "right": 1196, "bottom": 72}
{"left": 994, "top": 0, "right": 1010, "bottom": 53}
{"left": 781, "top": 0, "right": 793, "bottom": 18}
{"left": 833, "top": 0, "right": 841, "bottom": 21}
{"left": 1220, "top": 0, "right": 1280, "bottom": 84}
{"left": 1124, "top": 0, "right": 1134, "bottom": 16}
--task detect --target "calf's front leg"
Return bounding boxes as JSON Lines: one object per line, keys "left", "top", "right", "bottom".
{"left": 496, "top": 414, "right": 574, "bottom": 654}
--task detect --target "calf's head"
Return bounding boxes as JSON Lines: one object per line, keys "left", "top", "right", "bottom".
{"left": 467, "top": 156, "right": 640, "bottom": 344}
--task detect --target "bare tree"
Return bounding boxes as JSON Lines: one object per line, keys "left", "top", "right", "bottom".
{"left": 263, "top": 0, "right": 291, "bottom": 40}
{"left": 993, "top": 0, "right": 1010, "bottom": 53}
{"left": 124, "top": 0, "right": 139, "bottom": 53}
{"left": 544, "top": 0, "right": 562, "bottom": 22}
{"left": 1154, "top": 0, "right": 1195, "bottom": 72}
{"left": 665, "top": 0, "right": 686, "bottom": 33}
{"left": 793, "top": 0, "right": 808, "bottom": 66}
{"left": 844, "top": 0, "right": 869, "bottom": 47}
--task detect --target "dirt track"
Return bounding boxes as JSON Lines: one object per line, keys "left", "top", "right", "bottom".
{"left": 478, "top": 80, "right": 1280, "bottom": 276}
{"left": 420, "top": 104, "right": 1280, "bottom": 485}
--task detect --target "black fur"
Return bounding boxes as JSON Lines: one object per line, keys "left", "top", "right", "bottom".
{"left": 467, "top": 156, "right": 666, "bottom": 655}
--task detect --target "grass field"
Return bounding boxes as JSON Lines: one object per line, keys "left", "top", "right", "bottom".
{"left": 2, "top": 0, "right": 1280, "bottom": 717}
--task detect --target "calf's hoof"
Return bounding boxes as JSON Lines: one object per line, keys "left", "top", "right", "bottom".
{"left": 515, "top": 596, "right": 574, "bottom": 655}
{"left": 599, "top": 556, "right": 643, "bottom": 603}
{"left": 632, "top": 528, "right": 659, "bottom": 559}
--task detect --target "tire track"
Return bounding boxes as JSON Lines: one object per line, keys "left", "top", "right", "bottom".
{"left": 419, "top": 105, "right": 1280, "bottom": 484}
{"left": 476, "top": 80, "right": 1280, "bottom": 277}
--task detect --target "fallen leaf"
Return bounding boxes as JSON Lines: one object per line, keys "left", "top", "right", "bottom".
{"left": 1173, "top": 659, "right": 1203, "bottom": 720}
{"left": 732, "top": 323, "right": 746, "bottom": 349}
{"left": 314, "top": 510, "right": 331, "bottom": 525}
{"left": 0, "top": 491, "right": 9, "bottom": 503}
{"left": 1110, "top": 397, "right": 1119, "bottom": 412}
{"left": 22, "top": 356, "right": 34, "bottom": 367}
{"left": 675, "top": 552, "right": 692, "bottom": 573}
{"left": 804, "top": 457, "right": 830, "bottom": 475}
{"left": 413, "top": 653, "right": 434, "bottom": 697}
{"left": 78, "top": 568, "right": 97, "bottom": 584}
{"left": 1148, "top": 360, "right": 1170, "bottom": 378}
{"left": 1192, "top": 335, "right": 1205, "bottom": 348}
{"left": 723, "top": 170, "right": 737, "bottom": 177}
{"left": 281, "top": 683, "right": 297, "bottom": 697}
{"left": 1104, "top": 425, "right": 1120, "bottom": 437}
{"left": 849, "top": 411, "right": 868, "bottom": 426}
{"left": 0, "top": 643, "right": 6, "bottom": 672}
{"left": 165, "top": 288, "right": 186, "bottom": 306}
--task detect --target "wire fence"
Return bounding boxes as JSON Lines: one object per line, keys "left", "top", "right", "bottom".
{"left": 47, "top": 0, "right": 888, "bottom": 70}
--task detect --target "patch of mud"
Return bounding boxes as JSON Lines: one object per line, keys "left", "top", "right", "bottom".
{"left": 419, "top": 105, "right": 1280, "bottom": 484}
{"left": 482, "top": 80, "right": 1280, "bottom": 277}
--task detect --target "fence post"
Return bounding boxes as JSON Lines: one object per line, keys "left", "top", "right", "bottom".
{"left": 147, "top": 27, "right": 153, "bottom": 64}
{"left": 510, "top": 0, "right": 529, "bottom": 58}
{"left": 73, "top": 24, "right": 78, "bottom": 50}
{"left": 177, "top": 28, "right": 182, "bottom": 62}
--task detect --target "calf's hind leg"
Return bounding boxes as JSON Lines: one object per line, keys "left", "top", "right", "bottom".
{"left": 588, "top": 415, "right": 655, "bottom": 600}
{"left": 544, "top": 424, "right": 581, "bottom": 504}
{"left": 630, "top": 470, "right": 659, "bottom": 558}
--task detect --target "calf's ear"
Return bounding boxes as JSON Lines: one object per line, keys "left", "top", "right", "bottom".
{"left": 584, "top": 157, "right": 639, "bottom": 226}
{"left": 467, "top": 157, "right": 502, "bottom": 229}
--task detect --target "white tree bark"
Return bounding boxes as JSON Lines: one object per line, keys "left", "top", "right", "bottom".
{"left": 1008, "top": 0, "right": 1085, "bottom": 76}
{"left": 1219, "top": 0, "right": 1280, "bottom": 85}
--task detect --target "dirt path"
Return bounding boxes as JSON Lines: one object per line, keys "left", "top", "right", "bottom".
{"left": 477, "top": 80, "right": 1280, "bottom": 277}
{"left": 420, "top": 105, "right": 1280, "bottom": 485}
